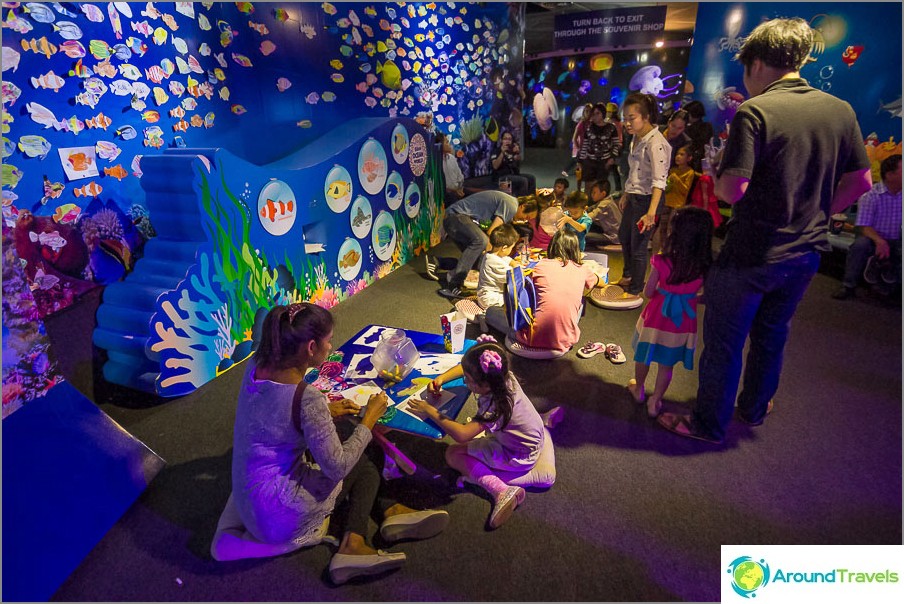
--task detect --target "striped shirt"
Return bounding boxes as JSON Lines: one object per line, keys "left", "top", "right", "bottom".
{"left": 624, "top": 126, "right": 671, "bottom": 195}
{"left": 856, "top": 181, "right": 902, "bottom": 241}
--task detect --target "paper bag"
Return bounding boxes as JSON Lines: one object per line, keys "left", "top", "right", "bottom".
{"left": 440, "top": 311, "right": 467, "bottom": 353}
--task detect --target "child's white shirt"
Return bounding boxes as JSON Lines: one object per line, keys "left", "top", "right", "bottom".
{"left": 477, "top": 252, "right": 511, "bottom": 309}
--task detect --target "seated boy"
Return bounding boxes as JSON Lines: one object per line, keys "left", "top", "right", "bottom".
{"left": 477, "top": 224, "right": 521, "bottom": 310}
{"left": 586, "top": 179, "right": 622, "bottom": 246}
{"left": 557, "top": 191, "right": 593, "bottom": 251}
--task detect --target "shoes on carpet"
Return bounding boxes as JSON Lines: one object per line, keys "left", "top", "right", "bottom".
{"left": 616, "top": 276, "right": 632, "bottom": 287}
{"left": 379, "top": 509, "right": 450, "bottom": 543}
{"left": 864, "top": 255, "right": 881, "bottom": 285}
{"left": 463, "top": 269, "right": 480, "bottom": 290}
{"left": 657, "top": 412, "right": 723, "bottom": 444}
{"left": 576, "top": 341, "right": 607, "bottom": 359}
{"left": 505, "top": 336, "right": 566, "bottom": 359}
{"left": 737, "top": 399, "right": 774, "bottom": 426}
{"left": 424, "top": 254, "right": 439, "bottom": 281}
{"left": 328, "top": 550, "right": 407, "bottom": 585}
{"left": 604, "top": 343, "right": 626, "bottom": 364}
{"left": 488, "top": 486, "right": 525, "bottom": 530}
{"left": 832, "top": 287, "right": 855, "bottom": 300}
{"left": 438, "top": 286, "right": 464, "bottom": 299}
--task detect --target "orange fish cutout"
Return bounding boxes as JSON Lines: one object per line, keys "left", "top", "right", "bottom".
{"left": 74, "top": 181, "right": 103, "bottom": 197}
{"left": 67, "top": 152, "right": 93, "bottom": 171}
{"left": 841, "top": 45, "right": 864, "bottom": 67}
{"left": 103, "top": 164, "right": 128, "bottom": 180}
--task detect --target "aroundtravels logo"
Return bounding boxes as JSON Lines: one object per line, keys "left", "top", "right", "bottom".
{"left": 726, "top": 556, "right": 771, "bottom": 598}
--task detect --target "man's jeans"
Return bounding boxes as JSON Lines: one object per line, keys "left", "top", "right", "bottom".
{"left": 617, "top": 193, "right": 655, "bottom": 294}
{"left": 442, "top": 213, "right": 488, "bottom": 288}
{"left": 842, "top": 236, "right": 902, "bottom": 289}
{"left": 693, "top": 252, "right": 820, "bottom": 441}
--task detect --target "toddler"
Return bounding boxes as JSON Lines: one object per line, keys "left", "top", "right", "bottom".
{"left": 557, "top": 191, "right": 593, "bottom": 251}
{"left": 408, "top": 336, "right": 558, "bottom": 529}
{"left": 628, "top": 207, "right": 713, "bottom": 418}
{"left": 477, "top": 224, "right": 520, "bottom": 310}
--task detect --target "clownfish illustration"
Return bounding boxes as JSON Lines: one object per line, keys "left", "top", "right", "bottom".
{"left": 260, "top": 198, "right": 294, "bottom": 222}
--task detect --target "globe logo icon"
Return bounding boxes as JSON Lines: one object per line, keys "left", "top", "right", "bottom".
{"left": 726, "top": 556, "right": 770, "bottom": 598}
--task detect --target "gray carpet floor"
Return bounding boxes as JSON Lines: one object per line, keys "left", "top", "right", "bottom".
{"left": 45, "top": 148, "right": 902, "bottom": 602}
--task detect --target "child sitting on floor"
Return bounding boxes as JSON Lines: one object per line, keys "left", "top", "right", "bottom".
{"left": 408, "top": 335, "right": 560, "bottom": 529}
{"left": 477, "top": 224, "right": 520, "bottom": 310}
{"left": 557, "top": 191, "right": 593, "bottom": 251}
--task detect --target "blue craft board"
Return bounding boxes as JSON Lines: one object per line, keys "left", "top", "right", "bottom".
{"left": 1, "top": 382, "right": 165, "bottom": 602}
{"left": 337, "top": 325, "right": 476, "bottom": 439}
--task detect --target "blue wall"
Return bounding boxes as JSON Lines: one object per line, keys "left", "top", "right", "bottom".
{"left": 685, "top": 2, "right": 902, "bottom": 139}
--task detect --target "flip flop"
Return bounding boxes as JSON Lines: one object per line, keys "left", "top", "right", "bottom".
{"left": 657, "top": 412, "right": 723, "bottom": 444}
{"left": 576, "top": 341, "right": 606, "bottom": 359}
{"left": 604, "top": 343, "right": 627, "bottom": 364}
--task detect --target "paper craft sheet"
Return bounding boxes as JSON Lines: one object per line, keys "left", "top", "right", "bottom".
{"left": 344, "top": 353, "right": 379, "bottom": 379}
{"left": 339, "top": 381, "right": 383, "bottom": 407}
{"left": 396, "top": 386, "right": 456, "bottom": 421}
{"left": 413, "top": 353, "right": 462, "bottom": 376}
{"left": 352, "top": 325, "right": 394, "bottom": 348}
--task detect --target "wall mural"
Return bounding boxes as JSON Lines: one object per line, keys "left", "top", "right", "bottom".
{"left": 1, "top": 2, "right": 525, "bottom": 412}
{"left": 524, "top": 46, "right": 692, "bottom": 148}
{"left": 684, "top": 2, "right": 902, "bottom": 146}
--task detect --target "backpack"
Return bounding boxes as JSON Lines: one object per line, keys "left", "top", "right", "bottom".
{"left": 504, "top": 264, "right": 537, "bottom": 334}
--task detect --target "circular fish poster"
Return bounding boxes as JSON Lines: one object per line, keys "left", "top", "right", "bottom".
{"left": 371, "top": 210, "right": 397, "bottom": 262}
{"left": 257, "top": 179, "right": 297, "bottom": 236}
{"left": 404, "top": 182, "right": 421, "bottom": 218}
{"left": 324, "top": 165, "right": 353, "bottom": 213}
{"left": 337, "top": 238, "right": 363, "bottom": 281}
{"left": 390, "top": 123, "right": 409, "bottom": 165}
{"left": 358, "top": 138, "right": 388, "bottom": 195}
{"left": 349, "top": 195, "right": 373, "bottom": 239}
{"left": 385, "top": 170, "right": 404, "bottom": 211}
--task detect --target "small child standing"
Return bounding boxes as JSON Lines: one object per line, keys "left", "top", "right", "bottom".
{"left": 557, "top": 191, "right": 593, "bottom": 252}
{"left": 628, "top": 207, "right": 713, "bottom": 418}
{"left": 476, "top": 224, "right": 520, "bottom": 310}
{"left": 653, "top": 144, "right": 699, "bottom": 255}
{"left": 408, "top": 336, "right": 557, "bottom": 529}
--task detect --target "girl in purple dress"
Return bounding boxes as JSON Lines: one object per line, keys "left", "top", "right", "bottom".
{"left": 628, "top": 207, "right": 714, "bottom": 418}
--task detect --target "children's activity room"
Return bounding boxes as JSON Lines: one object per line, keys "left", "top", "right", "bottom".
{"left": 2, "top": 1, "right": 901, "bottom": 601}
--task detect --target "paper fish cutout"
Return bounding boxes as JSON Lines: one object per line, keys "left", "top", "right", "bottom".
{"left": 181, "top": 97, "right": 198, "bottom": 111}
{"left": 231, "top": 104, "right": 246, "bottom": 115}
{"left": 153, "top": 27, "right": 168, "bottom": 45}
{"left": 260, "top": 40, "right": 276, "bottom": 55}
{"left": 232, "top": 52, "right": 253, "bottom": 67}
{"left": 20, "top": 36, "right": 57, "bottom": 58}
{"left": 143, "top": 126, "right": 164, "bottom": 148}
{"left": 172, "top": 36, "right": 188, "bottom": 54}
{"left": 218, "top": 86, "right": 230, "bottom": 101}
{"left": 107, "top": 3, "right": 122, "bottom": 39}
{"left": 199, "top": 42, "right": 211, "bottom": 56}
{"left": 89, "top": 39, "right": 113, "bottom": 59}
{"left": 93, "top": 60, "right": 116, "bottom": 78}
{"left": 172, "top": 119, "right": 189, "bottom": 132}
{"left": 249, "top": 21, "right": 268, "bottom": 35}
{"left": 112, "top": 43, "right": 132, "bottom": 61}
{"left": 68, "top": 59, "right": 92, "bottom": 78}
{"left": 17, "top": 135, "right": 52, "bottom": 159}
{"left": 86, "top": 113, "right": 112, "bottom": 130}
{"left": 198, "top": 13, "right": 211, "bottom": 31}
{"left": 169, "top": 80, "right": 186, "bottom": 96}
{"left": 113, "top": 2, "right": 133, "bottom": 18}
{"left": 141, "top": 110, "right": 160, "bottom": 123}
{"left": 306, "top": 92, "right": 320, "bottom": 104}
{"left": 58, "top": 40, "right": 85, "bottom": 58}
{"left": 131, "top": 20, "right": 152, "bottom": 36}
{"left": 109, "top": 79, "right": 134, "bottom": 96}
{"left": 126, "top": 36, "right": 148, "bottom": 56}
{"left": 118, "top": 64, "right": 142, "bottom": 80}
{"left": 95, "top": 141, "right": 121, "bottom": 160}
{"left": 31, "top": 71, "right": 66, "bottom": 92}
{"left": 276, "top": 77, "right": 292, "bottom": 92}
{"left": 24, "top": 3, "right": 56, "bottom": 23}
{"left": 53, "top": 203, "right": 80, "bottom": 224}
{"left": 2, "top": 81, "right": 22, "bottom": 106}
{"left": 52, "top": 20, "right": 83, "bottom": 40}
{"left": 103, "top": 164, "right": 128, "bottom": 180}
{"left": 115, "top": 125, "right": 138, "bottom": 140}
{"left": 152, "top": 86, "right": 169, "bottom": 105}
{"left": 297, "top": 120, "right": 312, "bottom": 128}
{"left": 73, "top": 181, "right": 103, "bottom": 197}
{"left": 161, "top": 13, "right": 179, "bottom": 30}
{"left": 42, "top": 178, "right": 65, "bottom": 204}
{"left": 322, "top": 91, "right": 336, "bottom": 102}
{"left": 80, "top": 4, "right": 104, "bottom": 22}
{"left": 26, "top": 102, "right": 58, "bottom": 128}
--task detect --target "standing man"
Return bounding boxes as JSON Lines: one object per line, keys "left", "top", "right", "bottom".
{"left": 658, "top": 18, "right": 872, "bottom": 443}
{"left": 832, "top": 154, "right": 902, "bottom": 300}
{"left": 428, "top": 190, "right": 536, "bottom": 299}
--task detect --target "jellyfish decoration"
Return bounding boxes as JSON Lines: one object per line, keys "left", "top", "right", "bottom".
{"left": 571, "top": 104, "right": 588, "bottom": 122}
{"left": 628, "top": 65, "right": 683, "bottom": 98}
{"left": 533, "top": 87, "right": 558, "bottom": 131}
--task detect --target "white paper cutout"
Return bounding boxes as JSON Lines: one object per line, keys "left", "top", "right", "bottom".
{"left": 413, "top": 353, "right": 461, "bottom": 376}
{"left": 58, "top": 146, "right": 99, "bottom": 180}
{"left": 352, "top": 325, "right": 394, "bottom": 348}
{"left": 344, "top": 353, "right": 378, "bottom": 379}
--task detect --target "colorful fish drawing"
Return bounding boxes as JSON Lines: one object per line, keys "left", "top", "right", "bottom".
{"left": 24, "top": 3, "right": 56, "bottom": 23}
{"left": 103, "top": 164, "right": 128, "bottom": 180}
{"left": 386, "top": 181, "right": 401, "bottom": 199}
{"left": 260, "top": 40, "right": 276, "bottom": 56}
{"left": 322, "top": 91, "right": 336, "bottom": 102}
{"left": 198, "top": 13, "right": 211, "bottom": 31}
{"left": 17, "top": 135, "right": 52, "bottom": 159}
{"left": 326, "top": 180, "right": 351, "bottom": 200}
{"left": 109, "top": 79, "right": 134, "bottom": 96}
{"left": 153, "top": 27, "right": 168, "bottom": 45}
{"left": 231, "top": 104, "right": 246, "bottom": 115}
{"left": 232, "top": 53, "right": 253, "bottom": 67}
{"left": 143, "top": 126, "right": 164, "bottom": 148}
{"left": 118, "top": 64, "right": 142, "bottom": 80}
{"left": 161, "top": 13, "right": 178, "bottom": 31}
{"left": 249, "top": 21, "right": 268, "bottom": 35}
{"left": 58, "top": 40, "right": 86, "bottom": 58}
{"left": 273, "top": 8, "right": 289, "bottom": 22}
{"left": 20, "top": 36, "right": 58, "bottom": 58}
{"left": 187, "top": 55, "right": 204, "bottom": 73}
{"left": 306, "top": 92, "right": 320, "bottom": 104}
{"left": 113, "top": 3, "right": 133, "bottom": 18}
{"left": 56, "top": 116, "right": 85, "bottom": 134}
{"left": 68, "top": 59, "right": 92, "bottom": 78}
{"left": 115, "top": 125, "right": 138, "bottom": 140}
{"left": 331, "top": 73, "right": 344, "bottom": 83}
{"left": 276, "top": 77, "right": 292, "bottom": 92}
{"left": 181, "top": 97, "right": 197, "bottom": 111}
{"left": 132, "top": 82, "right": 151, "bottom": 99}
{"left": 235, "top": 2, "right": 254, "bottom": 15}
{"left": 126, "top": 36, "right": 148, "bottom": 56}
{"left": 190, "top": 115, "right": 204, "bottom": 127}
{"left": 26, "top": 102, "right": 58, "bottom": 128}
{"left": 2, "top": 81, "right": 22, "bottom": 106}
{"left": 169, "top": 80, "right": 186, "bottom": 96}
{"left": 4, "top": 11, "right": 33, "bottom": 33}
{"left": 141, "top": 111, "right": 160, "bottom": 123}
{"left": 93, "top": 60, "right": 117, "bottom": 78}
{"left": 95, "top": 141, "right": 121, "bottom": 160}
{"left": 31, "top": 71, "right": 66, "bottom": 92}
{"left": 80, "top": 3, "right": 105, "bottom": 22}
{"left": 89, "top": 39, "right": 113, "bottom": 59}
{"left": 67, "top": 152, "right": 93, "bottom": 172}
{"left": 203, "top": 112, "right": 215, "bottom": 128}
{"left": 52, "top": 20, "right": 83, "bottom": 40}
{"left": 112, "top": 43, "right": 132, "bottom": 61}
{"left": 2, "top": 164, "right": 23, "bottom": 189}
{"left": 172, "top": 36, "right": 188, "bottom": 54}
{"left": 145, "top": 65, "right": 165, "bottom": 83}
{"left": 841, "top": 45, "right": 864, "bottom": 68}
{"left": 339, "top": 248, "right": 360, "bottom": 269}
{"left": 86, "top": 113, "right": 113, "bottom": 130}
{"left": 172, "top": 119, "right": 189, "bottom": 132}
{"left": 376, "top": 225, "right": 393, "bottom": 247}
{"left": 152, "top": 87, "right": 169, "bottom": 105}
{"left": 107, "top": 3, "right": 122, "bottom": 39}
{"left": 73, "top": 181, "right": 103, "bottom": 197}
{"left": 296, "top": 120, "right": 312, "bottom": 128}
{"left": 131, "top": 154, "right": 143, "bottom": 177}
{"left": 218, "top": 86, "right": 230, "bottom": 101}
{"left": 53, "top": 203, "right": 80, "bottom": 224}
{"left": 131, "top": 20, "right": 153, "bottom": 36}
{"left": 259, "top": 198, "right": 294, "bottom": 222}
{"left": 142, "top": 2, "right": 162, "bottom": 19}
